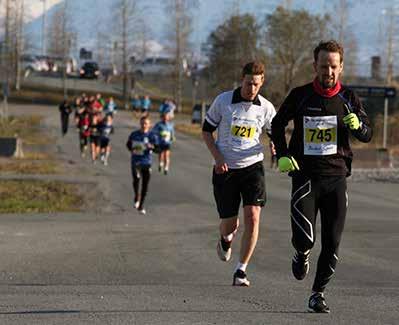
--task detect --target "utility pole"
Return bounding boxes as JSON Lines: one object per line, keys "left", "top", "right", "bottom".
{"left": 15, "top": 0, "right": 25, "bottom": 91}
{"left": 122, "top": 0, "right": 129, "bottom": 109}
{"left": 41, "top": 0, "right": 47, "bottom": 55}
{"left": 2, "top": 0, "right": 11, "bottom": 119}
{"left": 62, "top": 0, "right": 68, "bottom": 100}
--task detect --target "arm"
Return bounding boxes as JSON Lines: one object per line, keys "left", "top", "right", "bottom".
{"left": 202, "top": 129, "right": 228, "bottom": 174}
{"left": 347, "top": 92, "right": 373, "bottom": 143}
{"left": 201, "top": 94, "right": 227, "bottom": 174}
{"left": 271, "top": 91, "right": 296, "bottom": 159}
{"left": 126, "top": 136, "right": 132, "bottom": 151}
{"left": 271, "top": 90, "right": 300, "bottom": 172}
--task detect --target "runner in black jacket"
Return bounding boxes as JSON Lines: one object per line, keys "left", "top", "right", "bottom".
{"left": 271, "top": 40, "right": 372, "bottom": 313}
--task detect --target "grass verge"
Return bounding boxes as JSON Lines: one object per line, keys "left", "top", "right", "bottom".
{"left": 175, "top": 123, "right": 202, "bottom": 138}
{"left": 0, "top": 115, "right": 52, "bottom": 145}
{"left": 0, "top": 159, "right": 59, "bottom": 174}
{"left": 0, "top": 180, "right": 84, "bottom": 213}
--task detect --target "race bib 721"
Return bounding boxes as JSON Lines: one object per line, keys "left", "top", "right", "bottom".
{"left": 230, "top": 125, "right": 255, "bottom": 139}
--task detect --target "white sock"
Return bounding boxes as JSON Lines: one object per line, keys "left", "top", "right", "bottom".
{"left": 312, "top": 291, "right": 324, "bottom": 297}
{"left": 235, "top": 262, "right": 247, "bottom": 272}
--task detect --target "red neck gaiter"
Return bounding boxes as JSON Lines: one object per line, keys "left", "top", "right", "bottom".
{"left": 312, "top": 78, "right": 342, "bottom": 97}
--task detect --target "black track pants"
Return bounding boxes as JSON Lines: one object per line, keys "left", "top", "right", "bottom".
{"left": 131, "top": 165, "right": 151, "bottom": 208}
{"left": 290, "top": 172, "right": 347, "bottom": 292}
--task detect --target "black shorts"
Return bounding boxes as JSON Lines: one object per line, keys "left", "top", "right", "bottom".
{"left": 90, "top": 135, "right": 100, "bottom": 145}
{"left": 100, "top": 138, "right": 110, "bottom": 148}
{"left": 159, "top": 143, "right": 171, "bottom": 151}
{"left": 212, "top": 161, "right": 266, "bottom": 219}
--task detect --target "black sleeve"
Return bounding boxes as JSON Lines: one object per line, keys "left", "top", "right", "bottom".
{"left": 271, "top": 90, "right": 297, "bottom": 158}
{"left": 349, "top": 91, "right": 373, "bottom": 143}
{"left": 126, "top": 139, "right": 132, "bottom": 151}
{"left": 202, "top": 119, "right": 217, "bottom": 133}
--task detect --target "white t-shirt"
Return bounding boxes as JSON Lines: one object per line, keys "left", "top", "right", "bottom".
{"left": 205, "top": 89, "right": 276, "bottom": 169}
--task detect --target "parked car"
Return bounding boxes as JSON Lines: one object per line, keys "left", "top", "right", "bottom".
{"left": 21, "top": 54, "right": 49, "bottom": 76}
{"left": 79, "top": 61, "right": 100, "bottom": 79}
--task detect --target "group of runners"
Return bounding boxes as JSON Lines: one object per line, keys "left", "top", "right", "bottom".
{"left": 60, "top": 91, "right": 176, "bottom": 215}
{"left": 202, "top": 40, "right": 372, "bottom": 313}
{"left": 72, "top": 93, "right": 117, "bottom": 166}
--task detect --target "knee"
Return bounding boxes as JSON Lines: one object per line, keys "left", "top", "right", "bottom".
{"left": 244, "top": 208, "right": 260, "bottom": 229}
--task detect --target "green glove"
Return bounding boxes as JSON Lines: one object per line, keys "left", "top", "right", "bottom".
{"left": 343, "top": 113, "right": 360, "bottom": 130}
{"left": 278, "top": 156, "right": 300, "bottom": 173}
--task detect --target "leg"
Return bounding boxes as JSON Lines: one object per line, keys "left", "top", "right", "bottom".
{"left": 312, "top": 177, "right": 347, "bottom": 293}
{"left": 131, "top": 165, "right": 141, "bottom": 205}
{"left": 90, "top": 140, "right": 96, "bottom": 161}
{"left": 213, "top": 168, "right": 241, "bottom": 262}
{"left": 220, "top": 216, "right": 239, "bottom": 238}
{"left": 233, "top": 162, "right": 266, "bottom": 286}
{"left": 164, "top": 149, "right": 171, "bottom": 174}
{"left": 158, "top": 152, "right": 164, "bottom": 172}
{"left": 239, "top": 205, "right": 261, "bottom": 264}
{"left": 139, "top": 166, "right": 151, "bottom": 210}
{"left": 291, "top": 173, "right": 318, "bottom": 254}
{"left": 290, "top": 173, "right": 318, "bottom": 280}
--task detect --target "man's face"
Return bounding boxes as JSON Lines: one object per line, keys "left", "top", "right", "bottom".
{"left": 313, "top": 50, "right": 343, "bottom": 88}
{"left": 140, "top": 119, "right": 151, "bottom": 132}
{"left": 240, "top": 74, "right": 264, "bottom": 101}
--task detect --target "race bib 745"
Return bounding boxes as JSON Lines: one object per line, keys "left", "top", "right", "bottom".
{"left": 303, "top": 116, "right": 337, "bottom": 155}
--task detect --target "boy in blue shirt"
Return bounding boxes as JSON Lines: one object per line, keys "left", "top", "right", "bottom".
{"left": 126, "top": 116, "right": 157, "bottom": 214}
{"left": 152, "top": 111, "right": 175, "bottom": 175}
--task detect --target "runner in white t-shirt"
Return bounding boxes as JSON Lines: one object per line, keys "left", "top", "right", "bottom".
{"left": 202, "top": 61, "right": 276, "bottom": 287}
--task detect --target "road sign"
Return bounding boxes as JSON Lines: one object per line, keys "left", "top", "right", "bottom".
{"left": 347, "top": 85, "right": 396, "bottom": 98}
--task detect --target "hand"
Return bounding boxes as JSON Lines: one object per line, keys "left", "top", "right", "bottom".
{"left": 343, "top": 113, "right": 360, "bottom": 130}
{"left": 278, "top": 156, "right": 300, "bottom": 173}
{"left": 214, "top": 158, "right": 228, "bottom": 174}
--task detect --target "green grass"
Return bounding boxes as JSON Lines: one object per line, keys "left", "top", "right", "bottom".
{"left": 0, "top": 115, "right": 51, "bottom": 145}
{"left": 0, "top": 180, "right": 84, "bottom": 213}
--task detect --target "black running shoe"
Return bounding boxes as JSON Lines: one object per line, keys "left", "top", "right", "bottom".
{"left": 308, "top": 292, "right": 330, "bottom": 313}
{"left": 232, "top": 269, "right": 250, "bottom": 287}
{"left": 292, "top": 251, "right": 310, "bottom": 280}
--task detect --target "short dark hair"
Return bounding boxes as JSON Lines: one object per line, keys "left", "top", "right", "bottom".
{"left": 140, "top": 115, "right": 150, "bottom": 123}
{"left": 314, "top": 40, "right": 344, "bottom": 63}
{"left": 241, "top": 61, "right": 265, "bottom": 77}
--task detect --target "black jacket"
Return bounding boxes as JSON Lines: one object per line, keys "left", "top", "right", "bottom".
{"left": 271, "top": 82, "right": 372, "bottom": 177}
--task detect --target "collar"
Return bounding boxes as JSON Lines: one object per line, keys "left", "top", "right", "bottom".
{"left": 312, "top": 78, "right": 342, "bottom": 98}
{"left": 232, "top": 87, "right": 261, "bottom": 105}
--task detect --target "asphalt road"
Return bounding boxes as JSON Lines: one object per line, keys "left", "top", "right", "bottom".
{"left": 0, "top": 105, "right": 398, "bottom": 324}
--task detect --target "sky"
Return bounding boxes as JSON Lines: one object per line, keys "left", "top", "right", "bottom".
{"left": 17, "top": 0, "right": 399, "bottom": 75}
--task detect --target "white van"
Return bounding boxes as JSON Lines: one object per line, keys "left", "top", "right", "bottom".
{"left": 133, "top": 57, "right": 176, "bottom": 78}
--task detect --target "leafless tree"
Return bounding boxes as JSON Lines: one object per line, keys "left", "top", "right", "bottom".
{"left": 113, "top": 0, "right": 139, "bottom": 109}
{"left": 265, "top": 6, "right": 329, "bottom": 93}
{"left": 47, "top": 0, "right": 74, "bottom": 99}
{"left": 332, "top": 0, "right": 358, "bottom": 81}
{"left": 165, "top": 0, "right": 197, "bottom": 112}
